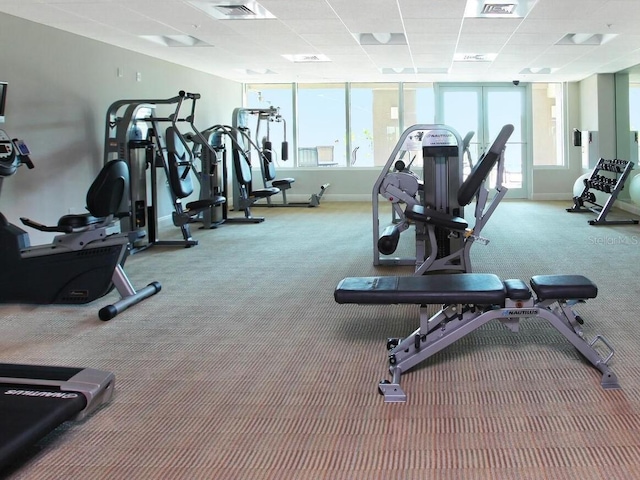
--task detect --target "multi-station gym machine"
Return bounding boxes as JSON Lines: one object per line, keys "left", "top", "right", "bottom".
{"left": 373, "top": 123, "right": 512, "bottom": 275}
{"left": 231, "top": 106, "right": 330, "bottom": 209}
{"left": 104, "top": 91, "right": 225, "bottom": 250}
{"left": 373, "top": 124, "right": 466, "bottom": 268}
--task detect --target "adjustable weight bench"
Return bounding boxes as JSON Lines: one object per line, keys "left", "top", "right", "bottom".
{"left": 334, "top": 273, "right": 619, "bottom": 403}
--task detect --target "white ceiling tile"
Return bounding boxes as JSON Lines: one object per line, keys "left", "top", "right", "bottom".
{"left": 403, "top": 18, "right": 463, "bottom": 35}
{"left": 460, "top": 18, "right": 523, "bottom": 34}
{"left": 397, "top": 0, "right": 467, "bottom": 19}
{"left": 282, "top": 19, "right": 351, "bottom": 35}
{"left": 527, "top": 0, "right": 615, "bottom": 20}
{"left": 258, "top": 0, "right": 339, "bottom": 20}
{"left": 2, "top": 0, "right": 640, "bottom": 82}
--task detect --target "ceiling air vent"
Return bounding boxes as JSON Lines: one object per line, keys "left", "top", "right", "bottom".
{"left": 464, "top": 0, "right": 538, "bottom": 18}
{"left": 215, "top": 4, "right": 256, "bottom": 17}
{"left": 188, "top": 1, "right": 275, "bottom": 20}
{"left": 481, "top": 3, "right": 516, "bottom": 15}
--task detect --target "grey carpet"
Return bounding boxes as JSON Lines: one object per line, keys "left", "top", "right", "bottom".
{"left": 2, "top": 200, "right": 640, "bottom": 479}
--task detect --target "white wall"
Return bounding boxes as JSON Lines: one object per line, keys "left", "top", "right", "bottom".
{"left": 530, "top": 82, "right": 584, "bottom": 200}
{"left": 0, "top": 13, "right": 241, "bottom": 243}
{"left": 596, "top": 74, "right": 617, "bottom": 160}
{"left": 578, "top": 74, "right": 617, "bottom": 162}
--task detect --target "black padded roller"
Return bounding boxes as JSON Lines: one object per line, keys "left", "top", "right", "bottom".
{"left": 378, "top": 225, "right": 400, "bottom": 255}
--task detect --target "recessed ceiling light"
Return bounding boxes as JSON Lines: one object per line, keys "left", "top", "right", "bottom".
{"left": 519, "top": 67, "right": 555, "bottom": 74}
{"left": 556, "top": 33, "right": 618, "bottom": 46}
{"left": 357, "top": 33, "right": 407, "bottom": 46}
{"left": 381, "top": 67, "right": 415, "bottom": 74}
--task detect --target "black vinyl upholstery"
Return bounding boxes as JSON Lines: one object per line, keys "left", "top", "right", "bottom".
{"left": 165, "top": 127, "right": 195, "bottom": 199}
{"left": 404, "top": 206, "right": 468, "bottom": 231}
{"left": 233, "top": 149, "right": 280, "bottom": 198}
{"left": 530, "top": 275, "right": 598, "bottom": 300}
{"left": 334, "top": 273, "right": 507, "bottom": 305}
{"left": 335, "top": 273, "right": 598, "bottom": 306}
{"left": 85, "top": 159, "right": 128, "bottom": 218}
{"left": 457, "top": 150, "right": 499, "bottom": 206}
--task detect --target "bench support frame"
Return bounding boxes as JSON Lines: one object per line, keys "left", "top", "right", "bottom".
{"left": 379, "top": 295, "right": 619, "bottom": 403}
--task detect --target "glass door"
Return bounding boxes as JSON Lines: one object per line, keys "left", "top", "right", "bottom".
{"left": 436, "top": 84, "right": 527, "bottom": 198}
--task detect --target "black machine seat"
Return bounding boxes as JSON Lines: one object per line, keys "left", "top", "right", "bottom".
{"left": 334, "top": 273, "right": 507, "bottom": 305}
{"left": 20, "top": 159, "right": 127, "bottom": 234}
{"left": 57, "top": 214, "right": 103, "bottom": 230}
{"left": 251, "top": 185, "right": 280, "bottom": 198}
{"left": 405, "top": 206, "right": 468, "bottom": 231}
{"left": 530, "top": 275, "right": 598, "bottom": 300}
{"left": 262, "top": 155, "right": 294, "bottom": 190}
{"left": 185, "top": 197, "right": 223, "bottom": 211}
{"left": 272, "top": 178, "right": 295, "bottom": 189}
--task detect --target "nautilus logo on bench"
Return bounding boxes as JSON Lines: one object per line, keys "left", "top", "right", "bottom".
{"left": 4, "top": 389, "right": 79, "bottom": 399}
{"left": 503, "top": 309, "right": 538, "bottom": 316}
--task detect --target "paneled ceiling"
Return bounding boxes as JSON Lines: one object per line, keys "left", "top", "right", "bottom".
{"left": 2, "top": 0, "right": 640, "bottom": 84}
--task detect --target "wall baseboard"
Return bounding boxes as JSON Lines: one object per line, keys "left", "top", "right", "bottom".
{"left": 530, "top": 193, "right": 573, "bottom": 201}
{"left": 615, "top": 200, "right": 640, "bottom": 216}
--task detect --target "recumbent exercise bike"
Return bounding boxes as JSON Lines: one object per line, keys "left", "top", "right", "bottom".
{"left": 0, "top": 129, "right": 160, "bottom": 320}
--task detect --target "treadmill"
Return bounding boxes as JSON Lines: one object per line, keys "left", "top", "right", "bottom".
{"left": 0, "top": 363, "right": 114, "bottom": 470}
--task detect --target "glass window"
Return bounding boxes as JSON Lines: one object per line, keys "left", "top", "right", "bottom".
{"left": 297, "top": 84, "right": 346, "bottom": 167}
{"left": 532, "top": 83, "right": 564, "bottom": 167}
{"left": 403, "top": 83, "right": 436, "bottom": 126}
{"left": 629, "top": 83, "right": 640, "bottom": 130}
{"left": 396, "top": 83, "right": 435, "bottom": 170}
{"left": 350, "top": 83, "right": 400, "bottom": 167}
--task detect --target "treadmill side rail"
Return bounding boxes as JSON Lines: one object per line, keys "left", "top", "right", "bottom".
{"left": 0, "top": 363, "right": 115, "bottom": 419}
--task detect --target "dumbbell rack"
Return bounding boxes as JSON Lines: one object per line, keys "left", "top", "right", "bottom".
{"left": 567, "top": 157, "right": 639, "bottom": 225}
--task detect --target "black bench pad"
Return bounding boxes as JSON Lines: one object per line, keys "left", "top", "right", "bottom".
{"left": 405, "top": 205, "right": 468, "bottom": 231}
{"left": 251, "top": 187, "right": 281, "bottom": 198}
{"left": 530, "top": 275, "right": 597, "bottom": 300}
{"left": 334, "top": 273, "right": 506, "bottom": 305}
{"left": 272, "top": 178, "right": 295, "bottom": 188}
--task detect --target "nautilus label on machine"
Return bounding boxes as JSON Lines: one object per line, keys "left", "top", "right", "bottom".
{"left": 422, "top": 130, "right": 457, "bottom": 146}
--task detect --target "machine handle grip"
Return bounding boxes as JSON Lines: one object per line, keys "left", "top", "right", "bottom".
{"left": 179, "top": 91, "right": 201, "bottom": 100}
{"left": 21, "top": 155, "right": 34, "bottom": 169}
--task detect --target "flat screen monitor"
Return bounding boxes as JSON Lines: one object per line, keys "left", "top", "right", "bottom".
{"left": 0, "top": 82, "right": 6, "bottom": 124}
